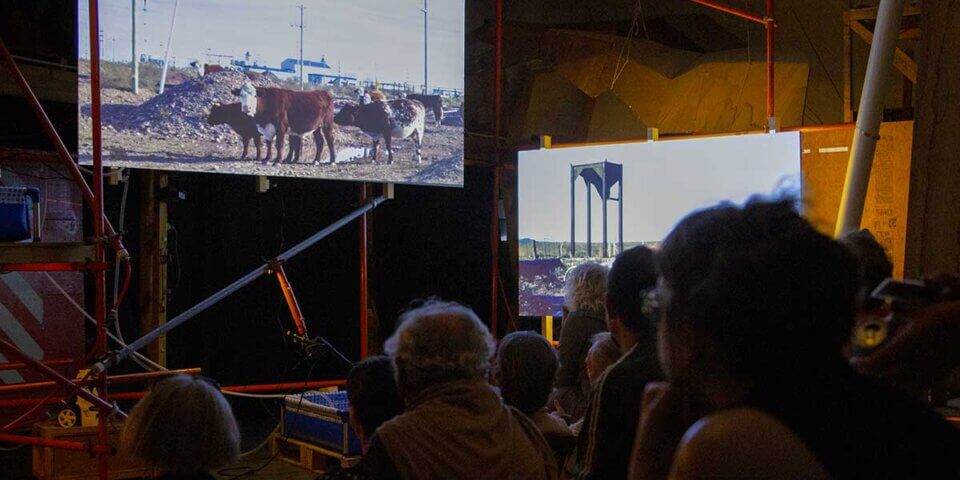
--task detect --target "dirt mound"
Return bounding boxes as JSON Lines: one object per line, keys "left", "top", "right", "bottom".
{"left": 98, "top": 70, "right": 279, "bottom": 140}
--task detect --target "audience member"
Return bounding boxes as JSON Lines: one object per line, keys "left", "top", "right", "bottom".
{"left": 840, "top": 229, "right": 893, "bottom": 313}
{"left": 495, "top": 331, "right": 575, "bottom": 464}
{"left": 552, "top": 262, "right": 609, "bottom": 421}
{"left": 630, "top": 198, "right": 960, "bottom": 480}
{"left": 121, "top": 375, "right": 240, "bottom": 480}
{"left": 345, "top": 356, "right": 402, "bottom": 450}
{"left": 359, "top": 300, "right": 557, "bottom": 479}
{"left": 567, "top": 247, "right": 663, "bottom": 480}
{"left": 584, "top": 331, "right": 621, "bottom": 386}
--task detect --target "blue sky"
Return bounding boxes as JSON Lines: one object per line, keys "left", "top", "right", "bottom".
{"left": 79, "top": 0, "right": 464, "bottom": 90}
{"left": 518, "top": 132, "right": 802, "bottom": 243}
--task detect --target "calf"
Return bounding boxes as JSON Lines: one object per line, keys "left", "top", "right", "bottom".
{"left": 334, "top": 99, "right": 425, "bottom": 163}
{"left": 406, "top": 93, "right": 443, "bottom": 127}
{"left": 207, "top": 102, "right": 264, "bottom": 160}
{"left": 233, "top": 85, "right": 337, "bottom": 165}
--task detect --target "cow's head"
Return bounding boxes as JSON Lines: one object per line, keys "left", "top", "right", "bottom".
{"left": 236, "top": 83, "right": 258, "bottom": 116}
{"left": 334, "top": 102, "right": 361, "bottom": 126}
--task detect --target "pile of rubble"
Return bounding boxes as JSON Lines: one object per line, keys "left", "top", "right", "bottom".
{"left": 100, "top": 70, "right": 279, "bottom": 140}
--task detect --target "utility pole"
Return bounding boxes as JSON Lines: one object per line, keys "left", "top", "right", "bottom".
{"left": 297, "top": 5, "right": 305, "bottom": 90}
{"left": 131, "top": 0, "right": 139, "bottom": 94}
{"left": 159, "top": 0, "right": 180, "bottom": 94}
{"left": 422, "top": 0, "right": 428, "bottom": 94}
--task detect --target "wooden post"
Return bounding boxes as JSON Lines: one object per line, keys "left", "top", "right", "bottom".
{"left": 904, "top": 2, "right": 960, "bottom": 277}
{"left": 138, "top": 171, "right": 168, "bottom": 366}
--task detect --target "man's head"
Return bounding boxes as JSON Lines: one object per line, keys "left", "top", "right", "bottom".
{"left": 839, "top": 229, "right": 893, "bottom": 313}
{"left": 384, "top": 300, "right": 495, "bottom": 400}
{"left": 585, "top": 332, "right": 621, "bottom": 385}
{"left": 493, "top": 331, "right": 558, "bottom": 415}
{"left": 346, "top": 356, "right": 402, "bottom": 446}
{"left": 657, "top": 197, "right": 858, "bottom": 385}
{"left": 605, "top": 245, "right": 658, "bottom": 350}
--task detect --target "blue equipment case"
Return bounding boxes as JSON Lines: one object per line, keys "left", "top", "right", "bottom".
{"left": 0, "top": 186, "right": 40, "bottom": 242}
{"left": 282, "top": 390, "right": 363, "bottom": 457}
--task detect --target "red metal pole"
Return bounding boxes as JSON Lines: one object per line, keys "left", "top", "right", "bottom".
{"left": 0, "top": 359, "right": 73, "bottom": 372}
{"left": 359, "top": 183, "right": 369, "bottom": 359}
{"left": 0, "top": 433, "right": 112, "bottom": 454}
{"left": 0, "top": 38, "right": 125, "bottom": 257}
{"left": 489, "top": 0, "right": 502, "bottom": 339}
{"left": 0, "top": 339, "right": 117, "bottom": 416}
{"left": 0, "top": 262, "right": 108, "bottom": 273}
{"left": 765, "top": 0, "right": 775, "bottom": 123}
{"left": 689, "top": 0, "right": 766, "bottom": 24}
{"left": 0, "top": 368, "right": 202, "bottom": 395}
{"left": 86, "top": 2, "right": 109, "bottom": 478}
{"left": 220, "top": 379, "right": 345, "bottom": 393}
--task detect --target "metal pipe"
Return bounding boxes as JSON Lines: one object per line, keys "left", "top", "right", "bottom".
{"left": 835, "top": 0, "right": 906, "bottom": 237}
{"left": 765, "top": 0, "right": 775, "bottom": 122}
{"left": 0, "top": 338, "right": 118, "bottom": 418}
{"left": 274, "top": 263, "right": 307, "bottom": 337}
{"left": 0, "top": 359, "right": 73, "bottom": 372}
{"left": 0, "top": 433, "right": 112, "bottom": 454}
{"left": 489, "top": 0, "right": 502, "bottom": 338}
{"left": 0, "top": 367, "right": 201, "bottom": 394}
{"left": 158, "top": 0, "right": 180, "bottom": 94}
{"left": 690, "top": 0, "right": 766, "bottom": 24}
{"left": 94, "top": 197, "right": 387, "bottom": 373}
{"left": 221, "top": 379, "right": 345, "bottom": 393}
{"left": 0, "top": 262, "right": 108, "bottom": 273}
{"left": 0, "top": 38, "right": 126, "bottom": 257}
{"left": 359, "top": 184, "right": 369, "bottom": 359}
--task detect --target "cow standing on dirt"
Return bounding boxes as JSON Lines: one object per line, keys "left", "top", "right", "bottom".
{"left": 406, "top": 93, "right": 443, "bottom": 127}
{"left": 334, "top": 99, "right": 426, "bottom": 163}
{"left": 233, "top": 84, "right": 337, "bottom": 165}
{"left": 207, "top": 102, "right": 264, "bottom": 161}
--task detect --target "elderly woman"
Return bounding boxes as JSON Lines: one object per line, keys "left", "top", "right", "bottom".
{"left": 357, "top": 300, "right": 557, "bottom": 480}
{"left": 121, "top": 375, "right": 240, "bottom": 480}
{"left": 495, "top": 331, "right": 575, "bottom": 465}
{"left": 551, "top": 262, "right": 609, "bottom": 421}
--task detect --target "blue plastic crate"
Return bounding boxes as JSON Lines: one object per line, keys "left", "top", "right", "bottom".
{"left": 282, "top": 390, "right": 362, "bottom": 457}
{"left": 0, "top": 187, "right": 40, "bottom": 242}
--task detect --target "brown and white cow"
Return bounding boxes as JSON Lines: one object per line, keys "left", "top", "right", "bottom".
{"left": 207, "top": 102, "right": 264, "bottom": 160}
{"left": 233, "top": 84, "right": 337, "bottom": 165}
{"left": 406, "top": 94, "right": 443, "bottom": 127}
{"left": 334, "top": 99, "right": 426, "bottom": 163}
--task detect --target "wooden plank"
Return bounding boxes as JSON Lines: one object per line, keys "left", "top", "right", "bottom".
{"left": 32, "top": 421, "right": 145, "bottom": 480}
{"left": 801, "top": 121, "right": 914, "bottom": 278}
{"left": 0, "top": 243, "right": 95, "bottom": 264}
{"left": 137, "top": 171, "right": 168, "bottom": 366}
{"left": 848, "top": 5, "right": 921, "bottom": 21}
{"left": 848, "top": 20, "right": 918, "bottom": 83}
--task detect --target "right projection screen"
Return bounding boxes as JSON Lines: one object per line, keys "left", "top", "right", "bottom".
{"left": 518, "top": 131, "right": 801, "bottom": 317}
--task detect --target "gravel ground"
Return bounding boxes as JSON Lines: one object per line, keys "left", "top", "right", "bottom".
{"left": 78, "top": 75, "right": 464, "bottom": 186}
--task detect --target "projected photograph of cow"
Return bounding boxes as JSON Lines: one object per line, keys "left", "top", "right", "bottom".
{"left": 78, "top": 0, "right": 465, "bottom": 187}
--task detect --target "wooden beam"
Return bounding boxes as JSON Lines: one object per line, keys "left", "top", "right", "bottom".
{"left": 0, "top": 243, "right": 96, "bottom": 264}
{"left": 849, "top": 19, "right": 918, "bottom": 83}
{"left": 137, "top": 171, "right": 168, "bottom": 366}
{"left": 848, "top": 5, "right": 920, "bottom": 21}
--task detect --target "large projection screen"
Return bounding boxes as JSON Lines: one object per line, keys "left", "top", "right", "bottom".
{"left": 518, "top": 132, "right": 801, "bottom": 317}
{"left": 78, "top": 0, "right": 464, "bottom": 187}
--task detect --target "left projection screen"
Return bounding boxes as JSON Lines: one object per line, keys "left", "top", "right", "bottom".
{"left": 78, "top": 0, "right": 464, "bottom": 187}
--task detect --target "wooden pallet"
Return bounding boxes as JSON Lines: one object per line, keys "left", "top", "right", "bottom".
{"left": 270, "top": 433, "right": 360, "bottom": 473}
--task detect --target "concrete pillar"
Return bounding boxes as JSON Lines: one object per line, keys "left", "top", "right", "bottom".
{"left": 904, "top": 2, "right": 960, "bottom": 277}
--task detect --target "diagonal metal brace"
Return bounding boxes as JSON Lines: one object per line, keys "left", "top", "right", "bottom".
{"left": 92, "top": 196, "right": 388, "bottom": 374}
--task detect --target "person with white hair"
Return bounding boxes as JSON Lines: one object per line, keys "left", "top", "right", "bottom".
{"left": 550, "top": 262, "right": 610, "bottom": 421}
{"left": 353, "top": 300, "right": 558, "bottom": 480}
{"left": 120, "top": 375, "right": 240, "bottom": 479}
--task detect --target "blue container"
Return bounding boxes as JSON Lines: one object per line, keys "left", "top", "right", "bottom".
{"left": 282, "top": 390, "right": 362, "bottom": 457}
{"left": 0, "top": 187, "right": 40, "bottom": 242}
